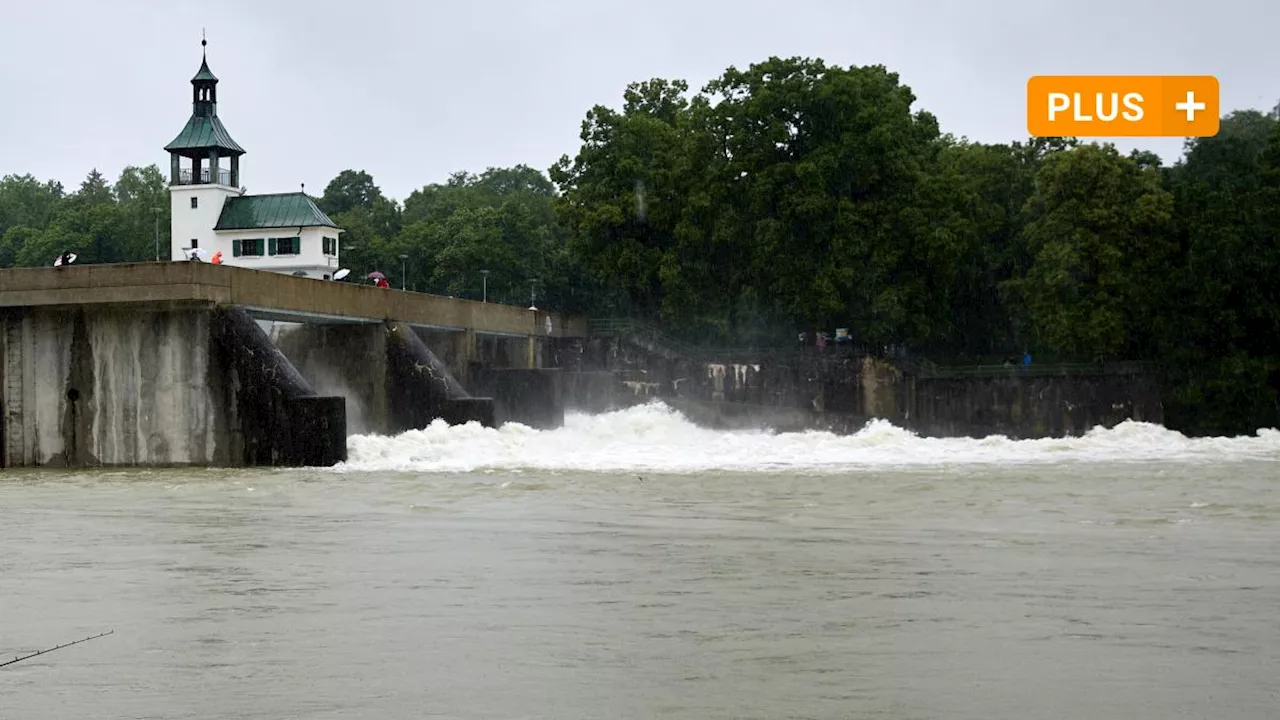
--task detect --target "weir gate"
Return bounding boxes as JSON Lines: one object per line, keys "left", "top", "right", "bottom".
{"left": 0, "top": 262, "right": 584, "bottom": 468}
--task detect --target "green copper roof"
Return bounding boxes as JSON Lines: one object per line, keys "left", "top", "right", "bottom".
{"left": 192, "top": 57, "right": 218, "bottom": 83}
{"left": 164, "top": 115, "right": 245, "bottom": 155}
{"left": 215, "top": 193, "right": 339, "bottom": 230}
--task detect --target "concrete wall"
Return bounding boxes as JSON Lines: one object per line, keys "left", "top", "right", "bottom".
{"left": 271, "top": 322, "right": 388, "bottom": 435}
{"left": 416, "top": 329, "right": 473, "bottom": 385}
{"left": 270, "top": 321, "right": 498, "bottom": 435}
{"left": 209, "top": 308, "right": 347, "bottom": 467}
{"left": 907, "top": 371, "right": 1164, "bottom": 439}
{"left": 0, "top": 306, "right": 346, "bottom": 468}
{"left": 469, "top": 368, "right": 565, "bottom": 430}
{"left": 569, "top": 337, "right": 1165, "bottom": 439}
{"left": 1, "top": 307, "right": 221, "bottom": 466}
{"left": 385, "top": 324, "right": 496, "bottom": 430}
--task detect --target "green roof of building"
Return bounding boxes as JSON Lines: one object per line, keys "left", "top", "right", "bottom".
{"left": 192, "top": 56, "right": 218, "bottom": 83}
{"left": 215, "top": 193, "right": 339, "bottom": 230}
{"left": 164, "top": 115, "right": 245, "bottom": 155}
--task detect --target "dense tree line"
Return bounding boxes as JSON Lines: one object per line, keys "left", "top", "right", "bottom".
{"left": 2, "top": 56, "right": 1278, "bottom": 435}
{"left": 0, "top": 166, "right": 171, "bottom": 268}
{"left": 309, "top": 165, "right": 607, "bottom": 314}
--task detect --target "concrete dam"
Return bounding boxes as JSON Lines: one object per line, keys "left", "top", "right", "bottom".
{"left": 0, "top": 263, "right": 580, "bottom": 468}
{"left": 0, "top": 262, "right": 1169, "bottom": 469}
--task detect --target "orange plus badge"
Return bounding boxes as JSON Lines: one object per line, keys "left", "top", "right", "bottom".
{"left": 1027, "top": 75, "right": 1219, "bottom": 137}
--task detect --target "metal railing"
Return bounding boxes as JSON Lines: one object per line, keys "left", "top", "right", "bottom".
{"left": 589, "top": 317, "right": 700, "bottom": 360}
{"left": 588, "top": 317, "right": 869, "bottom": 364}
{"left": 904, "top": 360, "right": 1149, "bottom": 379}
{"left": 176, "top": 168, "right": 232, "bottom": 186}
{"left": 590, "top": 317, "right": 1150, "bottom": 378}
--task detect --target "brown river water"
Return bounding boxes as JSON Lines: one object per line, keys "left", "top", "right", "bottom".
{"left": 2, "top": 405, "right": 1279, "bottom": 719}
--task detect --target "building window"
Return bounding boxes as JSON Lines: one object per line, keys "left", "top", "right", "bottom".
{"left": 191, "top": 238, "right": 198, "bottom": 248}
{"left": 322, "top": 236, "right": 337, "bottom": 255}
{"left": 269, "top": 237, "right": 300, "bottom": 255}
{"left": 191, "top": 197, "right": 198, "bottom": 209}
{"left": 233, "top": 238, "right": 264, "bottom": 257}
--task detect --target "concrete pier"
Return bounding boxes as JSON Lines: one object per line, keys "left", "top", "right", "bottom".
{"left": 471, "top": 368, "right": 565, "bottom": 430}
{"left": 0, "top": 305, "right": 348, "bottom": 467}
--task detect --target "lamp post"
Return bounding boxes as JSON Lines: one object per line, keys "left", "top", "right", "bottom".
{"left": 528, "top": 277, "right": 538, "bottom": 311}
{"left": 398, "top": 254, "right": 409, "bottom": 291}
{"left": 152, "top": 207, "right": 161, "bottom": 261}
{"left": 480, "top": 269, "right": 490, "bottom": 303}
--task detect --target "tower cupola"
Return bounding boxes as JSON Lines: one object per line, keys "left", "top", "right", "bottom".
{"left": 163, "top": 38, "right": 245, "bottom": 188}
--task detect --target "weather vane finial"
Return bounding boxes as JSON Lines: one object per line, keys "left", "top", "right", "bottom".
{"left": 201, "top": 28, "right": 207, "bottom": 51}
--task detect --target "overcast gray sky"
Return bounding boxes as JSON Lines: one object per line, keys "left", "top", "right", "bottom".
{"left": 1, "top": 0, "right": 1275, "bottom": 202}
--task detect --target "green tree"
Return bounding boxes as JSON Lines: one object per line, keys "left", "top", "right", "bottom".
{"left": 317, "top": 169, "right": 403, "bottom": 282}
{"left": 0, "top": 226, "right": 41, "bottom": 268}
{"left": 114, "top": 165, "right": 170, "bottom": 261}
{"left": 0, "top": 174, "right": 65, "bottom": 242}
{"left": 1158, "top": 111, "right": 1280, "bottom": 433}
{"left": 318, "top": 170, "right": 383, "bottom": 216}
{"left": 392, "top": 165, "right": 592, "bottom": 309}
{"left": 16, "top": 203, "right": 132, "bottom": 266}
{"left": 896, "top": 137, "right": 1006, "bottom": 355}
{"left": 1006, "top": 143, "right": 1176, "bottom": 359}
{"left": 69, "top": 168, "right": 114, "bottom": 208}
{"left": 702, "top": 58, "right": 942, "bottom": 344}
{"left": 551, "top": 79, "right": 695, "bottom": 321}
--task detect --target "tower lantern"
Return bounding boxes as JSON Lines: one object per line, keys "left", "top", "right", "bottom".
{"left": 164, "top": 38, "right": 245, "bottom": 189}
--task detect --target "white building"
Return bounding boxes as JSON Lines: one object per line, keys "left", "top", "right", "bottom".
{"left": 164, "top": 40, "right": 343, "bottom": 279}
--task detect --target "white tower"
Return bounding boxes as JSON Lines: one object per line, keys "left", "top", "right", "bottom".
{"left": 162, "top": 38, "right": 343, "bottom": 277}
{"left": 164, "top": 38, "right": 245, "bottom": 261}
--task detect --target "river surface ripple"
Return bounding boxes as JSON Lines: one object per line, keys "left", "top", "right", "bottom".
{"left": 2, "top": 462, "right": 1278, "bottom": 719}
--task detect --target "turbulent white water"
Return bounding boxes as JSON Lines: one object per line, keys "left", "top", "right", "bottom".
{"left": 342, "top": 401, "right": 1280, "bottom": 473}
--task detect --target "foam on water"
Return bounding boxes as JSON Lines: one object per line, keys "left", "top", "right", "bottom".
{"left": 339, "top": 401, "right": 1280, "bottom": 474}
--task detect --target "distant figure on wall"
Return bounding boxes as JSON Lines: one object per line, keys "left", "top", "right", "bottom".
{"left": 211, "top": 250, "right": 223, "bottom": 265}
{"left": 53, "top": 250, "right": 76, "bottom": 268}
{"left": 375, "top": 277, "right": 390, "bottom": 289}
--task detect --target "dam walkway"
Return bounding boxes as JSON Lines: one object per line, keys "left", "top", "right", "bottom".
{"left": 0, "top": 262, "right": 587, "bottom": 339}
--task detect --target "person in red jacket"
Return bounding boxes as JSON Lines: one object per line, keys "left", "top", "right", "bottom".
{"left": 375, "top": 277, "right": 390, "bottom": 289}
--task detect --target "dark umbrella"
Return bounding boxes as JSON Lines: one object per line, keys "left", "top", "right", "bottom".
{"left": 366, "top": 271, "right": 386, "bottom": 280}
